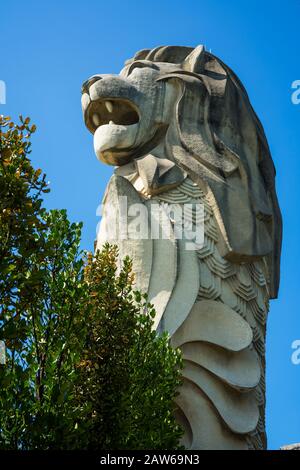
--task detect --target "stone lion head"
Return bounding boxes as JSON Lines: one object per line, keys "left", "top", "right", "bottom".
{"left": 82, "top": 45, "right": 282, "bottom": 298}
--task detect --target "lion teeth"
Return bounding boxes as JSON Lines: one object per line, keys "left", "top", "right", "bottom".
{"left": 92, "top": 113, "right": 101, "bottom": 127}
{"left": 105, "top": 101, "right": 113, "bottom": 113}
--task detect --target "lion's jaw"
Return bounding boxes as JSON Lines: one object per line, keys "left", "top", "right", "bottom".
{"left": 82, "top": 66, "right": 178, "bottom": 166}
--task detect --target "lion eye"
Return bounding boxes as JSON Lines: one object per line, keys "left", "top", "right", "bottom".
{"left": 127, "top": 60, "right": 159, "bottom": 76}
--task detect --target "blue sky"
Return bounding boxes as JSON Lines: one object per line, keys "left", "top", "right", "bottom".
{"left": 2, "top": 0, "right": 300, "bottom": 449}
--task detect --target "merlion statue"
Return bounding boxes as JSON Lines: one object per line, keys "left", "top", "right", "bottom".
{"left": 81, "top": 45, "right": 282, "bottom": 450}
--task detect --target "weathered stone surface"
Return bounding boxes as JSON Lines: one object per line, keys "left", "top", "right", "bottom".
{"left": 182, "top": 360, "right": 259, "bottom": 434}
{"left": 180, "top": 342, "right": 261, "bottom": 390}
{"left": 157, "top": 239, "right": 200, "bottom": 336}
{"left": 136, "top": 154, "right": 186, "bottom": 195}
{"left": 171, "top": 300, "right": 253, "bottom": 351}
{"left": 96, "top": 175, "right": 153, "bottom": 295}
{"left": 144, "top": 199, "right": 177, "bottom": 329}
{"left": 175, "top": 381, "right": 248, "bottom": 450}
{"left": 82, "top": 45, "right": 282, "bottom": 450}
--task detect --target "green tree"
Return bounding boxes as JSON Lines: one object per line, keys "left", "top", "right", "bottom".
{"left": 75, "top": 246, "right": 183, "bottom": 450}
{"left": 0, "top": 116, "right": 87, "bottom": 448}
{"left": 0, "top": 116, "right": 183, "bottom": 450}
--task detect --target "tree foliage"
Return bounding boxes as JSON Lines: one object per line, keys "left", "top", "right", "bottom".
{"left": 0, "top": 116, "right": 183, "bottom": 450}
{"left": 76, "top": 247, "right": 183, "bottom": 450}
{"left": 0, "top": 116, "right": 87, "bottom": 448}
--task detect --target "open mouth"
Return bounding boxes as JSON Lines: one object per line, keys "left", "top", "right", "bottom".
{"left": 85, "top": 98, "right": 140, "bottom": 134}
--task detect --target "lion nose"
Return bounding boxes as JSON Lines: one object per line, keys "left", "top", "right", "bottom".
{"left": 81, "top": 75, "right": 103, "bottom": 94}
{"left": 81, "top": 74, "right": 114, "bottom": 94}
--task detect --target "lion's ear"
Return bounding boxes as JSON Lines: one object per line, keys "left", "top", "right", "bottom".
{"left": 182, "top": 45, "right": 205, "bottom": 73}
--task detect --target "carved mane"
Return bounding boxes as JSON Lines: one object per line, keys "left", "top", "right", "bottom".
{"left": 125, "top": 45, "right": 282, "bottom": 297}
